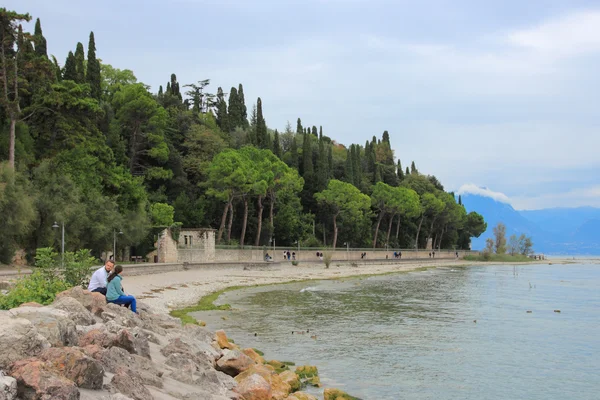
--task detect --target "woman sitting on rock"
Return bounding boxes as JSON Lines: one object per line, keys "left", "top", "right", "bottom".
{"left": 106, "top": 265, "right": 137, "bottom": 313}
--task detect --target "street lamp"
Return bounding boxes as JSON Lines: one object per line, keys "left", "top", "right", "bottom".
{"left": 343, "top": 242, "right": 349, "bottom": 260}
{"left": 269, "top": 237, "right": 275, "bottom": 255}
{"left": 52, "top": 221, "right": 64, "bottom": 268}
{"left": 113, "top": 229, "right": 123, "bottom": 261}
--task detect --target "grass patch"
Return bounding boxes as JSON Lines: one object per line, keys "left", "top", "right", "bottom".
{"left": 253, "top": 348, "right": 264, "bottom": 356}
{"left": 169, "top": 285, "right": 246, "bottom": 325}
{"left": 464, "top": 254, "right": 535, "bottom": 262}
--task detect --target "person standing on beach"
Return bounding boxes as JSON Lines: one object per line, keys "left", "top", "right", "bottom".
{"left": 106, "top": 265, "right": 137, "bottom": 313}
{"left": 88, "top": 259, "right": 114, "bottom": 295}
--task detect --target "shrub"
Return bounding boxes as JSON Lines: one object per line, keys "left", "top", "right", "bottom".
{"left": 291, "top": 260, "right": 299, "bottom": 266}
{"left": 323, "top": 252, "right": 333, "bottom": 268}
{"left": 0, "top": 270, "right": 70, "bottom": 310}
{"left": 35, "top": 247, "right": 96, "bottom": 287}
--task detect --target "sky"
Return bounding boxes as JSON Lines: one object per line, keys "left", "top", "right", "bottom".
{"left": 12, "top": 0, "right": 600, "bottom": 210}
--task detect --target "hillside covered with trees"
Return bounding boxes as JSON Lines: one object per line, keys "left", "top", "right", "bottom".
{"left": 0, "top": 8, "right": 486, "bottom": 263}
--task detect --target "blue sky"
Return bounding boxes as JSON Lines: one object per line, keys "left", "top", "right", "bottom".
{"left": 13, "top": 0, "right": 600, "bottom": 210}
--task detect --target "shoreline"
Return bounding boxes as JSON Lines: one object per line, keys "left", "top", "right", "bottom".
{"left": 124, "top": 258, "right": 552, "bottom": 316}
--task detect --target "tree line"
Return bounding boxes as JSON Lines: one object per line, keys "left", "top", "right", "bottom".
{"left": 0, "top": 8, "right": 487, "bottom": 263}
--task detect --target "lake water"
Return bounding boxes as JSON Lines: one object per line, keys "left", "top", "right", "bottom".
{"left": 193, "top": 262, "right": 600, "bottom": 400}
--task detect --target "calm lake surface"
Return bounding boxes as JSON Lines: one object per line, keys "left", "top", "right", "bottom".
{"left": 193, "top": 263, "right": 600, "bottom": 400}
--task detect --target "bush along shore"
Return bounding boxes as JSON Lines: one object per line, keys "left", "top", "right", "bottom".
{"left": 0, "top": 286, "right": 361, "bottom": 400}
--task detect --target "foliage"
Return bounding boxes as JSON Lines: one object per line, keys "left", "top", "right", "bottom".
{"left": 492, "top": 222, "right": 507, "bottom": 254}
{"left": 150, "top": 203, "right": 175, "bottom": 227}
{"left": 34, "top": 247, "right": 96, "bottom": 287}
{"left": 464, "top": 253, "right": 535, "bottom": 262}
{"left": 322, "top": 251, "right": 333, "bottom": 268}
{"left": 0, "top": 270, "right": 70, "bottom": 310}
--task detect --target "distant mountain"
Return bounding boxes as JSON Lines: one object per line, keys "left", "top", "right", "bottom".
{"left": 460, "top": 192, "right": 600, "bottom": 255}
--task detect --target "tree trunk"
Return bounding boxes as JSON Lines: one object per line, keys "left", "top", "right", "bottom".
{"left": 386, "top": 213, "right": 396, "bottom": 246}
{"left": 415, "top": 215, "right": 424, "bottom": 249}
{"left": 217, "top": 200, "right": 230, "bottom": 244}
{"left": 8, "top": 117, "right": 16, "bottom": 169}
{"left": 240, "top": 197, "right": 249, "bottom": 247}
{"left": 269, "top": 192, "right": 275, "bottom": 227}
{"left": 323, "top": 223, "right": 326, "bottom": 246}
{"left": 372, "top": 212, "right": 384, "bottom": 248}
{"left": 227, "top": 202, "right": 234, "bottom": 243}
{"left": 254, "top": 195, "right": 263, "bottom": 246}
{"left": 438, "top": 227, "right": 446, "bottom": 250}
{"left": 395, "top": 214, "right": 401, "bottom": 239}
{"left": 332, "top": 214, "right": 339, "bottom": 250}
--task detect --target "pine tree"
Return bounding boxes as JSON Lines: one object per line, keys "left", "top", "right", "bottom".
{"left": 33, "top": 18, "right": 47, "bottom": 57}
{"left": 273, "top": 129, "right": 281, "bottom": 158}
{"left": 228, "top": 87, "right": 240, "bottom": 129}
{"left": 216, "top": 87, "right": 230, "bottom": 132}
{"left": 158, "top": 85, "right": 163, "bottom": 96}
{"left": 410, "top": 161, "right": 418, "bottom": 175}
{"left": 458, "top": 195, "right": 462, "bottom": 206}
{"left": 86, "top": 32, "right": 101, "bottom": 99}
{"left": 296, "top": 118, "right": 303, "bottom": 134}
{"left": 290, "top": 135, "right": 299, "bottom": 168}
{"left": 74, "top": 42, "right": 85, "bottom": 83}
{"left": 170, "top": 74, "right": 181, "bottom": 99}
{"left": 63, "top": 51, "right": 77, "bottom": 81}
{"left": 238, "top": 84, "right": 248, "bottom": 128}
{"left": 397, "top": 159, "right": 404, "bottom": 181}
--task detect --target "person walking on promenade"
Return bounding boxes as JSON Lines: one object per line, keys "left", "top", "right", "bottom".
{"left": 88, "top": 259, "right": 114, "bottom": 296}
{"left": 106, "top": 265, "right": 137, "bottom": 313}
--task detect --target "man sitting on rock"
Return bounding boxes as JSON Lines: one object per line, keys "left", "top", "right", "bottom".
{"left": 88, "top": 259, "right": 114, "bottom": 296}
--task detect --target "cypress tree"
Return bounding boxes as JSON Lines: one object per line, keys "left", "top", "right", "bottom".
{"left": 216, "top": 87, "right": 230, "bottom": 132}
{"left": 375, "top": 165, "right": 382, "bottom": 183}
{"left": 228, "top": 87, "right": 240, "bottom": 128}
{"left": 256, "top": 97, "right": 268, "bottom": 149}
{"left": 405, "top": 167, "right": 410, "bottom": 176}
{"left": 158, "top": 85, "right": 163, "bottom": 96}
{"left": 302, "top": 133, "right": 313, "bottom": 175}
{"left": 273, "top": 129, "right": 281, "bottom": 158}
{"left": 397, "top": 159, "right": 405, "bottom": 181}
{"left": 296, "top": 118, "right": 303, "bottom": 134}
{"left": 316, "top": 133, "right": 328, "bottom": 190}
{"left": 86, "top": 32, "right": 101, "bottom": 99}
{"left": 63, "top": 51, "right": 77, "bottom": 81}
{"left": 248, "top": 104, "right": 257, "bottom": 145}
{"left": 74, "top": 42, "right": 85, "bottom": 83}
{"left": 382, "top": 130, "right": 390, "bottom": 143}
{"left": 166, "top": 82, "right": 171, "bottom": 94}
{"left": 170, "top": 74, "right": 181, "bottom": 99}
{"left": 411, "top": 161, "right": 418, "bottom": 175}
{"left": 351, "top": 145, "right": 359, "bottom": 187}
{"left": 311, "top": 126, "right": 318, "bottom": 137}
{"left": 319, "top": 125, "right": 323, "bottom": 138}
{"left": 290, "top": 135, "right": 299, "bottom": 169}
{"left": 238, "top": 84, "right": 248, "bottom": 128}
{"left": 33, "top": 18, "right": 47, "bottom": 57}
{"left": 345, "top": 150, "right": 354, "bottom": 184}
{"left": 328, "top": 145, "right": 333, "bottom": 178}
{"left": 458, "top": 195, "right": 462, "bottom": 206}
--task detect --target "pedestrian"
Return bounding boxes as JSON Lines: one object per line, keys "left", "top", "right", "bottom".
{"left": 106, "top": 265, "right": 137, "bottom": 313}
{"left": 432, "top": 251, "right": 435, "bottom": 258}
{"left": 292, "top": 252, "right": 296, "bottom": 260}
{"left": 429, "top": 252, "right": 432, "bottom": 258}
{"left": 88, "top": 259, "right": 114, "bottom": 296}
{"left": 319, "top": 252, "right": 323, "bottom": 261}
{"left": 283, "top": 250, "right": 287, "bottom": 260}
{"left": 287, "top": 251, "right": 291, "bottom": 260}
{"left": 399, "top": 251, "right": 402, "bottom": 259}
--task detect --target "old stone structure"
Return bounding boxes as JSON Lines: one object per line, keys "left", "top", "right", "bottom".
{"left": 155, "top": 228, "right": 216, "bottom": 263}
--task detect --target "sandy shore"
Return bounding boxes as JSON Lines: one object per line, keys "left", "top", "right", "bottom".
{"left": 125, "top": 259, "right": 493, "bottom": 314}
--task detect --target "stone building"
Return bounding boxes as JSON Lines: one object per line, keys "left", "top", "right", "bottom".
{"left": 155, "top": 228, "right": 216, "bottom": 263}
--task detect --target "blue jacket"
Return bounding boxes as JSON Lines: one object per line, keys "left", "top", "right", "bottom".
{"left": 106, "top": 275, "right": 125, "bottom": 301}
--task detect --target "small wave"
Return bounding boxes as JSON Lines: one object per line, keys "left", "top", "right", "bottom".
{"left": 300, "top": 286, "right": 319, "bottom": 293}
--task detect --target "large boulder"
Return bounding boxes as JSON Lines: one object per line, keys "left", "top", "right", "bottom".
{"left": 37, "top": 347, "right": 104, "bottom": 389}
{"left": 215, "top": 330, "right": 235, "bottom": 350}
{"left": 242, "top": 348, "right": 265, "bottom": 364}
{"left": 78, "top": 328, "right": 115, "bottom": 348}
{"left": 215, "top": 349, "right": 255, "bottom": 377}
{"left": 160, "top": 338, "right": 214, "bottom": 369}
{"left": 100, "top": 347, "right": 162, "bottom": 388}
{"left": 9, "top": 360, "right": 79, "bottom": 400}
{"left": 110, "top": 367, "right": 153, "bottom": 400}
{"left": 112, "top": 329, "right": 150, "bottom": 359}
{"left": 100, "top": 304, "right": 140, "bottom": 329}
{"left": 235, "top": 364, "right": 291, "bottom": 400}
{"left": 323, "top": 388, "right": 359, "bottom": 400}
{"left": 279, "top": 370, "right": 300, "bottom": 392}
{"left": 0, "top": 375, "right": 17, "bottom": 400}
{"left": 0, "top": 312, "right": 49, "bottom": 370}
{"left": 55, "top": 287, "right": 106, "bottom": 315}
{"left": 234, "top": 374, "right": 271, "bottom": 400}
{"left": 286, "top": 393, "right": 318, "bottom": 400}
{"left": 51, "top": 296, "right": 96, "bottom": 326}
{"left": 9, "top": 307, "right": 77, "bottom": 347}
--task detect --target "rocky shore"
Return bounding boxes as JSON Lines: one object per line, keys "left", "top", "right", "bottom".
{"left": 0, "top": 286, "right": 359, "bottom": 400}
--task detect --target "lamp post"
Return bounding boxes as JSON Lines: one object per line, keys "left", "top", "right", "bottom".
{"left": 343, "top": 242, "right": 349, "bottom": 260}
{"left": 113, "top": 229, "right": 123, "bottom": 262}
{"left": 269, "top": 237, "right": 275, "bottom": 255}
{"left": 52, "top": 221, "right": 64, "bottom": 268}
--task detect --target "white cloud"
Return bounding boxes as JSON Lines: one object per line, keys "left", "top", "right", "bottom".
{"left": 508, "top": 10, "right": 600, "bottom": 57}
{"left": 457, "top": 184, "right": 511, "bottom": 204}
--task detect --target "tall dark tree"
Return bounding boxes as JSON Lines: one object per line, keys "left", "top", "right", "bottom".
{"left": 238, "top": 83, "right": 248, "bottom": 128}
{"left": 345, "top": 150, "right": 354, "bottom": 184}
{"left": 215, "top": 87, "right": 230, "bottom": 132}
{"left": 458, "top": 195, "right": 462, "bottom": 206}
{"left": 74, "top": 42, "right": 85, "bottom": 83}
{"left": 327, "top": 146, "right": 333, "bottom": 178}
{"left": 316, "top": 132, "right": 328, "bottom": 190}
{"left": 62, "top": 51, "right": 77, "bottom": 81}
{"left": 405, "top": 166, "right": 410, "bottom": 176}
{"left": 311, "top": 126, "right": 317, "bottom": 137}
{"left": 290, "top": 135, "right": 299, "bottom": 168}
{"left": 86, "top": 32, "right": 101, "bottom": 99}
{"left": 228, "top": 87, "right": 240, "bottom": 129}
{"left": 397, "top": 159, "right": 405, "bottom": 181}
{"left": 33, "top": 18, "right": 47, "bottom": 57}
{"left": 382, "top": 130, "right": 390, "bottom": 144}
{"left": 256, "top": 97, "right": 268, "bottom": 149}
{"left": 296, "top": 118, "right": 303, "bottom": 134}
{"left": 411, "top": 161, "right": 418, "bottom": 175}
{"left": 302, "top": 133, "right": 313, "bottom": 175}
{"left": 273, "top": 129, "right": 281, "bottom": 158}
